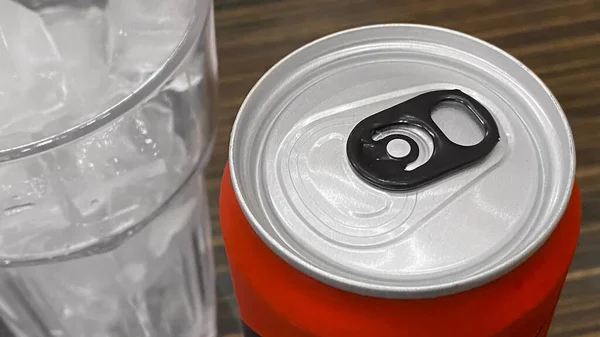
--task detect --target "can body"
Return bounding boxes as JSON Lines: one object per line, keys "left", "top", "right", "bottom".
{"left": 223, "top": 24, "right": 579, "bottom": 337}
{"left": 221, "top": 167, "right": 580, "bottom": 337}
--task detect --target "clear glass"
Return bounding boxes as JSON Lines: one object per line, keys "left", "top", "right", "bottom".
{"left": 0, "top": 0, "right": 217, "bottom": 336}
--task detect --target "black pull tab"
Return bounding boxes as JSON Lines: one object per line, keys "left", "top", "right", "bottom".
{"left": 346, "top": 89, "right": 500, "bottom": 191}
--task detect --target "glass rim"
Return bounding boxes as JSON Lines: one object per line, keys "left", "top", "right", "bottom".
{"left": 0, "top": 0, "right": 212, "bottom": 164}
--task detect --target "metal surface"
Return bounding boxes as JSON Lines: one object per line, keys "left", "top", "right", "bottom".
{"left": 229, "top": 24, "right": 575, "bottom": 298}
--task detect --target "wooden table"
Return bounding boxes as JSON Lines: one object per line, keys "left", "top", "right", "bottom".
{"left": 210, "top": 0, "right": 600, "bottom": 336}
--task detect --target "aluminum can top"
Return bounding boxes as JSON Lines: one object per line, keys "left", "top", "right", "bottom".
{"left": 229, "top": 24, "right": 575, "bottom": 299}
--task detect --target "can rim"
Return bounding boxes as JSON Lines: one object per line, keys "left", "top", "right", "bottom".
{"left": 229, "top": 24, "right": 576, "bottom": 298}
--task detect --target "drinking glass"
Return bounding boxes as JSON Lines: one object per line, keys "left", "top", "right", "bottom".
{"left": 0, "top": 0, "right": 218, "bottom": 336}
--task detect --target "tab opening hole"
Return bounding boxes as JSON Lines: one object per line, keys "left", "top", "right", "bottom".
{"left": 387, "top": 139, "right": 411, "bottom": 158}
{"left": 431, "top": 100, "right": 485, "bottom": 146}
{"left": 372, "top": 125, "right": 433, "bottom": 171}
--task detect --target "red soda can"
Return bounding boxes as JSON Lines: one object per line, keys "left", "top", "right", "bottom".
{"left": 220, "top": 24, "right": 580, "bottom": 337}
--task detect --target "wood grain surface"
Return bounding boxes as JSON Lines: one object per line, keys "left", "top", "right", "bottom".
{"left": 209, "top": 0, "right": 600, "bottom": 336}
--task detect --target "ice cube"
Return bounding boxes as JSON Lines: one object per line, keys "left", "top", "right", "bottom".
{"left": 53, "top": 117, "right": 156, "bottom": 216}
{"left": 107, "top": 0, "right": 191, "bottom": 31}
{"left": 0, "top": 1, "right": 66, "bottom": 137}
{"left": 106, "top": 0, "right": 193, "bottom": 78}
{"left": 50, "top": 101, "right": 186, "bottom": 241}
{"left": 126, "top": 92, "right": 182, "bottom": 162}
{"left": 0, "top": 156, "right": 70, "bottom": 260}
{"left": 41, "top": 6, "right": 112, "bottom": 110}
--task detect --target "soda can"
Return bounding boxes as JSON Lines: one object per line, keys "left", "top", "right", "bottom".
{"left": 221, "top": 24, "right": 580, "bottom": 337}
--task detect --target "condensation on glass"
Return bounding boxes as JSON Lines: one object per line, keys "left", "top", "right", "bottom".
{"left": 0, "top": 0, "right": 217, "bottom": 336}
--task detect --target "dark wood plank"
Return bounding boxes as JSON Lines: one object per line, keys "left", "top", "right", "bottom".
{"left": 210, "top": 0, "right": 600, "bottom": 336}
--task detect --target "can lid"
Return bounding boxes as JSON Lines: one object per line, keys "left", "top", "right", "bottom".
{"left": 229, "top": 24, "right": 575, "bottom": 298}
